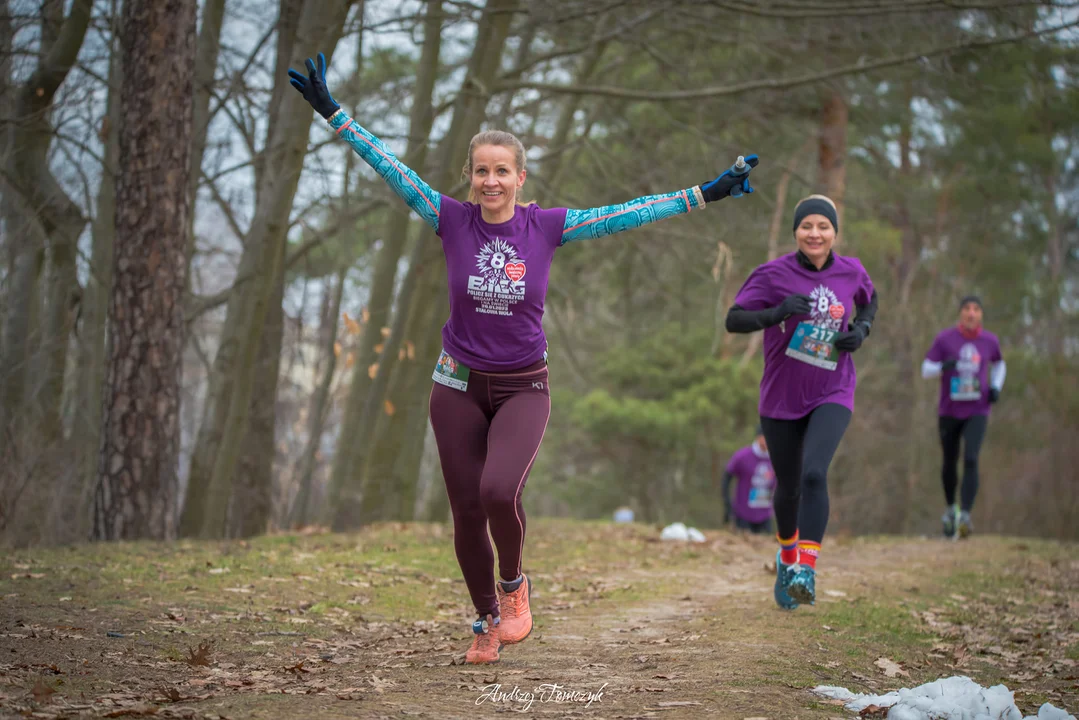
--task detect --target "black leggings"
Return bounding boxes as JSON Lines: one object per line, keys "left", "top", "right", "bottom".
{"left": 938, "top": 415, "right": 988, "bottom": 512}
{"left": 760, "top": 403, "right": 852, "bottom": 543}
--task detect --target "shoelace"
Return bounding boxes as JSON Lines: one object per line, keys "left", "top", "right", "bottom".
{"left": 473, "top": 627, "right": 498, "bottom": 650}
{"left": 500, "top": 587, "right": 521, "bottom": 618}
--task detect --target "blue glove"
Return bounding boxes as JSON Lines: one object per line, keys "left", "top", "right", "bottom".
{"left": 288, "top": 52, "right": 341, "bottom": 119}
{"left": 701, "top": 154, "right": 759, "bottom": 202}
{"left": 989, "top": 388, "right": 1000, "bottom": 403}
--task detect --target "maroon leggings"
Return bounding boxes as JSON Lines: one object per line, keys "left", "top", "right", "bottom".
{"left": 428, "top": 359, "right": 550, "bottom": 619}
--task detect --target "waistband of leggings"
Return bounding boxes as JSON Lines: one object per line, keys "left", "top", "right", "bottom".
{"left": 470, "top": 359, "right": 547, "bottom": 377}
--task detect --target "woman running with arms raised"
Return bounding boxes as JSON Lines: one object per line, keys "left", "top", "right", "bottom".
{"left": 290, "top": 53, "right": 760, "bottom": 660}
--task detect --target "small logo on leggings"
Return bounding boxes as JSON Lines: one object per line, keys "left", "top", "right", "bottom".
{"left": 532, "top": 381, "right": 544, "bottom": 390}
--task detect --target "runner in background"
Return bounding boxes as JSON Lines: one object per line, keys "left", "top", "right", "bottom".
{"left": 922, "top": 296, "right": 1005, "bottom": 539}
{"left": 722, "top": 425, "right": 775, "bottom": 535}
{"left": 726, "top": 195, "right": 877, "bottom": 610}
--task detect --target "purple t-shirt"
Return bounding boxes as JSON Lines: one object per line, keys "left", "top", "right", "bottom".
{"left": 725, "top": 443, "right": 775, "bottom": 524}
{"left": 925, "top": 326, "right": 1003, "bottom": 419}
{"left": 733, "top": 252, "right": 875, "bottom": 420}
{"left": 436, "top": 198, "right": 568, "bottom": 372}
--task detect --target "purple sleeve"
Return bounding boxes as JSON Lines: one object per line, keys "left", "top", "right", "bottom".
{"left": 536, "top": 205, "right": 570, "bottom": 249}
{"left": 925, "top": 333, "right": 944, "bottom": 362}
{"left": 990, "top": 335, "right": 1003, "bottom": 363}
{"left": 725, "top": 448, "right": 745, "bottom": 476}
{"left": 733, "top": 263, "right": 779, "bottom": 310}
{"left": 855, "top": 261, "right": 875, "bottom": 306}
{"left": 434, "top": 194, "right": 466, "bottom": 239}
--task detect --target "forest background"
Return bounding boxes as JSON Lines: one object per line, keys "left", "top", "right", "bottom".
{"left": 1, "top": 0, "right": 1076, "bottom": 547}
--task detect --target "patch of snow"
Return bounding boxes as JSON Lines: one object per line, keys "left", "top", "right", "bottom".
{"left": 659, "top": 522, "right": 706, "bottom": 542}
{"left": 813, "top": 676, "right": 1075, "bottom": 720}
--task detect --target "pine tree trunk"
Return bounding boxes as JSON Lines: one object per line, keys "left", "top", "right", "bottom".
{"left": 93, "top": 0, "right": 196, "bottom": 541}
{"left": 817, "top": 87, "right": 848, "bottom": 223}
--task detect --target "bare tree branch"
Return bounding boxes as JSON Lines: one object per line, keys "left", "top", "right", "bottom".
{"left": 497, "top": 18, "right": 1079, "bottom": 101}
{"left": 184, "top": 198, "right": 385, "bottom": 324}
{"left": 203, "top": 173, "right": 249, "bottom": 241}
{"left": 709, "top": 0, "right": 1079, "bottom": 19}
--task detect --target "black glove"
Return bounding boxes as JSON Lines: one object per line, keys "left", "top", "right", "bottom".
{"left": 941, "top": 359, "right": 958, "bottom": 372}
{"left": 771, "top": 294, "right": 812, "bottom": 323}
{"left": 989, "top": 388, "right": 1000, "bottom": 403}
{"left": 288, "top": 52, "right": 341, "bottom": 119}
{"left": 834, "top": 322, "right": 868, "bottom": 353}
{"left": 700, "top": 155, "right": 759, "bottom": 202}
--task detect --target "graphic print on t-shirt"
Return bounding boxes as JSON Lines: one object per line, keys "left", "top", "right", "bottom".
{"left": 950, "top": 341, "right": 982, "bottom": 401}
{"left": 468, "top": 238, "right": 526, "bottom": 317}
{"left": 810, "top": 284, "right": 844, "bottom": 331}
{"left": 785, "top": 284, "right": 844, "bottom": 370}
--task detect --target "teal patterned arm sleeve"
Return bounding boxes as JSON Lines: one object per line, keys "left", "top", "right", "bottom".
{"left": 561, "top": 186, "right": 706, "bottom": 244}
{"left": 327, "top": 110, "right": 441, "bottom": 232}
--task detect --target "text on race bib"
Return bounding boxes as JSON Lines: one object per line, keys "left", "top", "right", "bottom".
{"left": 785, "top": 321, "right": 839, "bottom": 371}
{"left": 950, "top": 375, "right": 981, "bottom": 401}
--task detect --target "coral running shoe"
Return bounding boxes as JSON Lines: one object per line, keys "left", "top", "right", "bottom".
{"left": 465, "top": 614, "right": 501, "bottom": 664}
{"left": 497, "top": 574, "right": 534, "bottom": 644}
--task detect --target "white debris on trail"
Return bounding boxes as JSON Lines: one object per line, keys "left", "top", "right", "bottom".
{"left": 659, "top": 522, "right": 705, "bottom": 542}
{"left": 813, "top": 675, "right": 1075, "bottom": 720}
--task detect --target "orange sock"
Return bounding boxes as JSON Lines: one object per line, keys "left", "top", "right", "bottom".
{"left": 797, "top": 541, "right": 820, "bottom": 569}
{"left": 778, "top": 532, "right": 799, "bottom": 565}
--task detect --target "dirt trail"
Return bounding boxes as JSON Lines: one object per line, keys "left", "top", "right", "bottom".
{"left": 1, "top": 531, "right": 1076, "bottom": 719}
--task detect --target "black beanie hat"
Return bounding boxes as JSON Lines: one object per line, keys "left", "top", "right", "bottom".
{"left": 959, "top": 295, "right": 983, "bottom": 311}
{"left": 792, "top": 197, "right": 839, "bottom": 234}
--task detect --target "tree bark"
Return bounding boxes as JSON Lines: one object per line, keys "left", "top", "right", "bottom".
{"left": 93, "top": 0, "right": 196, "bottom": 541}
{"left": 817, "top": 87, "right": 848, "bottom": 223}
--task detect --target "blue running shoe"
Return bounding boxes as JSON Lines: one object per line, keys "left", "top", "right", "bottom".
{"left": 787, "top": 564, "right": 816, "bottom": 606}
{"left": 774, "top": 550, "right": 799, "bottom": 611}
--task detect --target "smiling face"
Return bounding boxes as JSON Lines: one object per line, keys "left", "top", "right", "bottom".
{"left": 795, "top": 214, "right": 836, "bottom": 267}
{"left": 470, "top": 144, "right": 525, "bottom": 222}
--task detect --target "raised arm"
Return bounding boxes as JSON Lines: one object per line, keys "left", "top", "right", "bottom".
{"left": 288, "top": 52, "right": 441, "bottom": 231}
{"left": 560, "top": 155, "right": 759, "bottom": 244}
{"left": 327, "top": 111, "right": 440, "bottom": 230}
